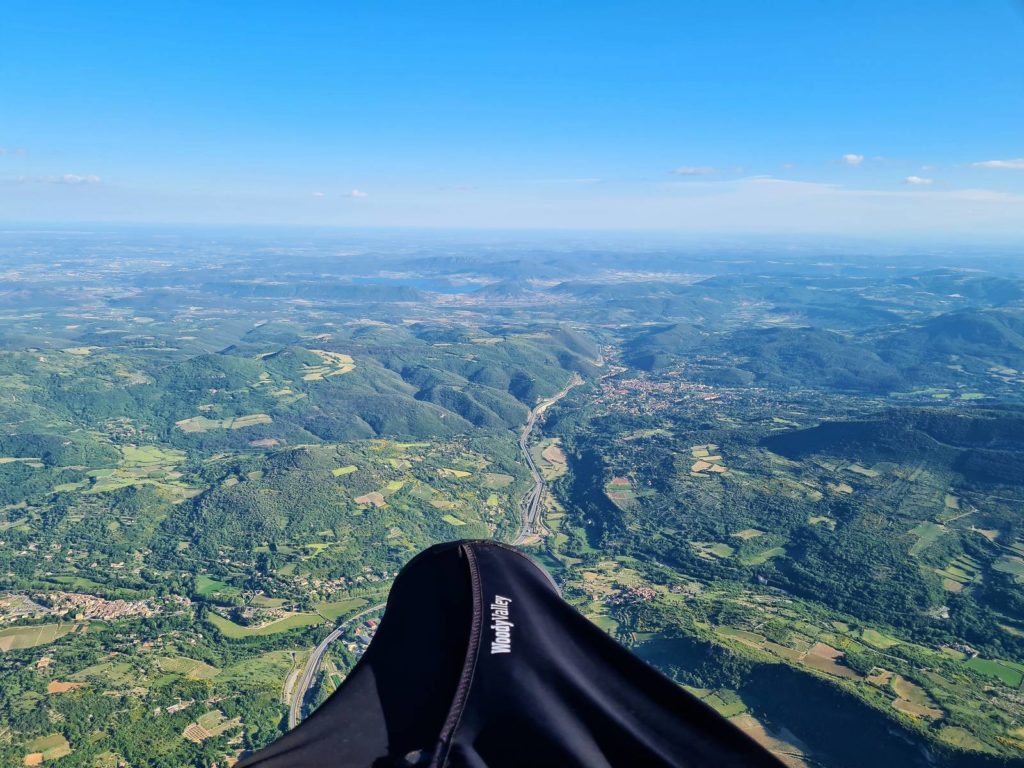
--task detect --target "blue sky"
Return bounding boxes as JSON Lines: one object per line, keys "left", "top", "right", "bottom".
{"left": 3, "top": 0, "right": 1024, "bottom": 235}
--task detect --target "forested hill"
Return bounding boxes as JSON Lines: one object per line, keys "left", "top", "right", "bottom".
{"left": 2, "top": 234, "right": 1024, "bottom": 766}
{"left": 764, "top": 409, "right": 1024, "bottom": 487}
{"left": 623, "top": 307, "right": 1024, "bottom": 395}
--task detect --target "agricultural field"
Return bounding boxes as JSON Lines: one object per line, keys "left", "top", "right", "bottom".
{"left": 175, "top": 414, "right": 273, "bottom": 432}
{"left": 935, "top": 554, "right": 982, "bottom": 592}
{"left": 69, "top": 660, "right": 141, "bottom": 687}
{"left": 2, "top": 234, "right": 1024, "bottom": 766}
{"left": 155, "top": 656, "right": 221, "bottom": 680}
{"left": 207, "top": 612, "right": 324, "bottom": 639}
{"left": 300, "top": 350, "right": 356, "bottom": 381}
{"left": 690, "top": 541, "right": 735, "bottom": 560}
{"left": 965, "top": 657, "right": 1024, "bottom": 688}
{"left": 23, "top": 733, "right": 72, "bottom": 764}
{"left": 535, "top": 438, "right": 569, "bottom": 481}
{"left": 315, "top": 598, "right": 368, "bottom": 622}
{"left": 604, "top": 476, "right": 636, "bottom": 507}
{"left": 183, "top": 710, "right": 241, "bottom": 743}
{"left": 195, "top": 575, "right": 241, "bottom": 600}
{"left": 545, "top": 345, "right": 1024, "bottom": 762}
{"left": 909, "top": 521, "right": 947, "bottom": 556}
{"left": 993, "top": 555, "right": 1024, "bottom": 583}
{"left": 0, "top": 623, "right": 77, "bottom": 652}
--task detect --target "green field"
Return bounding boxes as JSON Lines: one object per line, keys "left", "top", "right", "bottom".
{"left": 315, "top": 598, "right": 368, "bottom": 622}
{"left": 966, "top": 657, "right": 1024, "bottom": 688}
{"left": 251, "top": 595, "right": 287, "bottom": 609}
{"left": 938, "top": 727, "right": 991, "bottom": 752}
{"left": 718, "top": 626, "right": 767, "bottom": 647}
{"left": 691, "top": 541, "right": 735, "bottom": 559}
{"left": 740, "top": 546, "right": 785, "bottom": 566}
{"left": 908, "top": 522, "right": 946, "bottom": 556}
{"left": 993, "top": 556, "right": 1024, "bottom": 583}
{"left": 121, "top": 444, "right": 185, "bottom": 465}
{"left": 936, "top": 553, "right": 982, "bottom": 591}
{"left": 702, "top": 690, "right": 748, "bottom": 718}
{"left": 176, "top": 413, "right": 272, "bottom": 432}
{"left": 195, "top": 575, "right": 240, "bottom": 598}
{"left": 218, "top": 650, "right": 296, "bottom": 689}
{"left": 0, "top": 623, "right": 76, "bottom": 651}
{"left": 731, "top": 528, "right": 765, "bottom": 540}
{"left": 50, "top": 575, "right": 107, "bottom": 590}
{"left": 70, "top": 660, "right": 138, "bottom": 686}
{"left": 25, "top": 732, "right": 73, "bottom": 761}
{"left": 861, "top": 628, "right": 901, "bottom": 649}
{"left": 156, "top": 656, "right": 221, "bottom": 680}
{"left": 207, "top": 611, "right": 323, "bottom": 638}
{"left": 589, "top": 614, "right": 618, "bottom": 634}
{"left": 483, "top": 472, "right": 514, "bottom": 488}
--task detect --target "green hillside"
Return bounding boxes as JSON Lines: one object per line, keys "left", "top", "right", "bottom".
{"left": 2, "top": 236, "right": 1024, "bottom": 765}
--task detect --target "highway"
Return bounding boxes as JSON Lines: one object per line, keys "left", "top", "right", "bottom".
{"left": 287, "top": 602, "right": 385, "bottom": 729}
{"left": 513, "top": 374, "right": 582, "bottom": 545}
{"left": 286, "top": 375, "right": 579, "bottom": 728}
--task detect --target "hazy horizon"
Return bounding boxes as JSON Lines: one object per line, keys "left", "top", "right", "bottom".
{"left": 4, "top": 1, "right": 1024, "bottom": 235}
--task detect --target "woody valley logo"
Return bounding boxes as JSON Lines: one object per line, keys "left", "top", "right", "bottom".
{"left": 489, "top": 595, "right": 513, "bottom": 654}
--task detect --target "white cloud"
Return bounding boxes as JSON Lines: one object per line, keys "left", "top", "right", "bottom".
{"left": 529, "top": 177, "right": 601, "bottom": 184}
{"left": 972, "top": 158, "right": 1024, "bottom": 170}
{"left": 311, "top": 191, "right": 325, "bottom": 197}
{"left": 347, "top": 189, "right": 368, "bottom": 198}
{"left": 60, "top": 174, "right": 101, "bottom": 184}
{"left": 841, "top": 154, "right": 864, "bottom": 166}
{"left": 904, "top": 176, "right": 933, "bottom": 185}
{"left": 672, "top": 166, "right": 717, "bottom": 176}
{"left": 741, "top": 176, "right": 836, "bottom": 190}
{"left": 14, "top": 173, "right": 101, "bottom": 185}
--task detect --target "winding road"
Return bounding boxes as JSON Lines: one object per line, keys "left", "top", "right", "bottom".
{"left": 286, "top": 373, "right": 581, "bottom": 729}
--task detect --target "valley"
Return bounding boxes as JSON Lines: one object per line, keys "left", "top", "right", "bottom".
{"left": 1, "top": 231, "right": 1024, "bottom": 766}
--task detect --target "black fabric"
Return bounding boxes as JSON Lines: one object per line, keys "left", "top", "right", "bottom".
{"left": 238, "top": 540, "right": 784, "bottom": 768}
